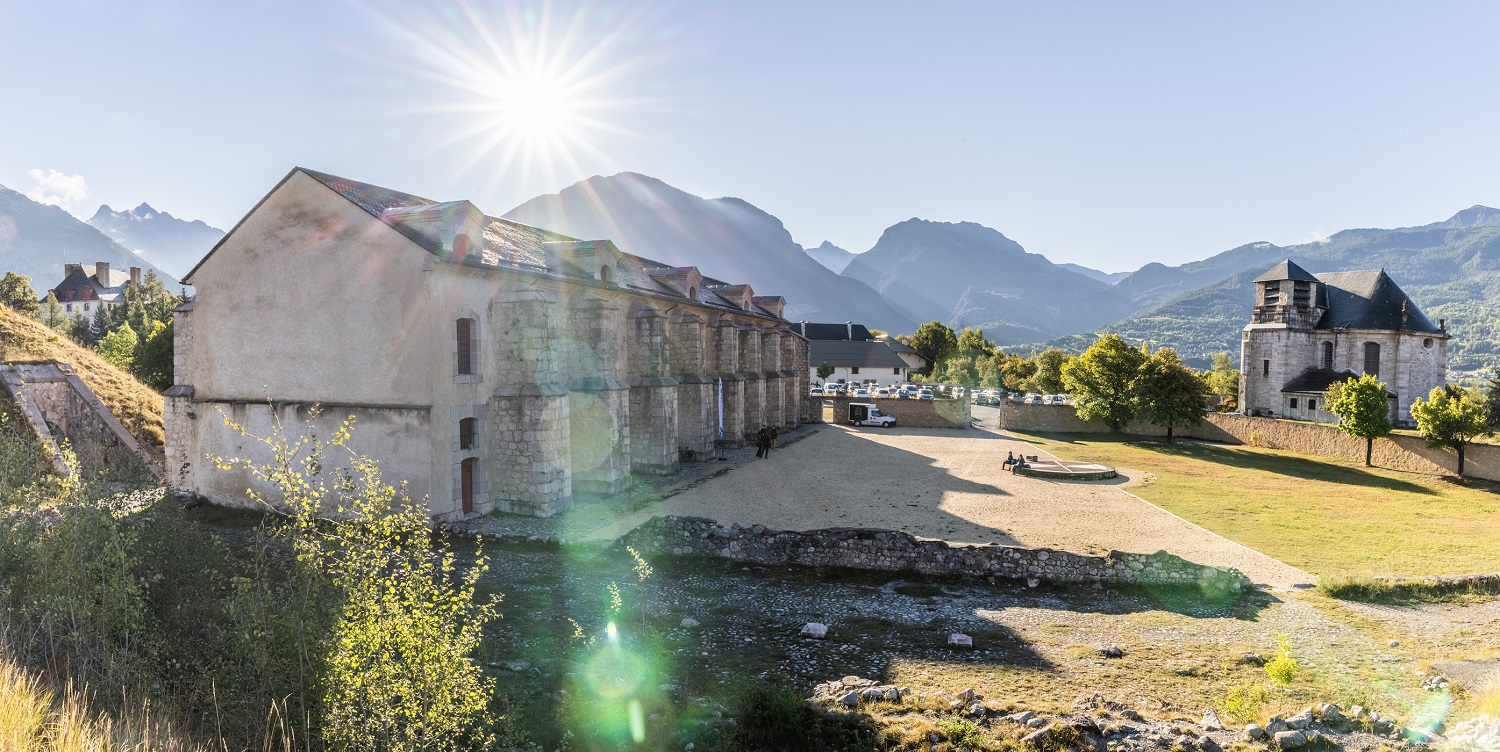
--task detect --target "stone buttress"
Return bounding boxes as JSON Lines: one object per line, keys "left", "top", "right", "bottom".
{"left": 776, "top": 328, "right": 800, "bottom": 429}
{"left": 627, "top": 303, "right": 680, "bottom": 474}
{"left": 566, "top": 294, "right": 630, "bottom": 494}
{"left": 670, "top": 310, "right": 715, "bottom": 460}
{"left": 737, "top": 324, "right": 764, "bottom": 442}
{"left": 488, "top": 284, "right": 572, "bottom": 516}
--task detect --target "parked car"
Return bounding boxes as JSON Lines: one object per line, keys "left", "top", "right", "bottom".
{"left": 847, "top": 402, "right": 896, "bottom": 427}
{"left": 918, "top": 389, "right": 934, "bottom": 400}
{"left": 853, "top": 388, "right": 870, "bottom": 398}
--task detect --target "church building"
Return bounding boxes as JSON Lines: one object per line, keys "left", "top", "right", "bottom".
{"left": 1238, "top": 260, "right": 1447, "bottom": 425}
{"left": 165, "top": 168, "right": 808, "bottom": 519}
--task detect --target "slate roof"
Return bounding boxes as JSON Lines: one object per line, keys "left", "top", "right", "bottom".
{"left": 1281, "top": 368, "right": 1395, "bottom": 397}
{"left": 41, "top": 264, "right": 132, "bottom": 304}
{"left": 194, "top": 168, "right": 785, "bottom": 320}
{"left": 791, "top": 322, "right": 875, "bottom": 341}
{"left": 1255, "top": 259, "right": 1318, "bottom": 283}
{"left": 1313, "top": 270, "right": 1443, "bottom": 334}
{"left": 808, "top": 340, "right": 909, "bottom": 369}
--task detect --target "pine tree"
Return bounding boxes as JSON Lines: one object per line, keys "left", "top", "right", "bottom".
{"left": 1485, "top": 369, "right": 1500, "bottom": 431}
{"left": 40, "top": 291, "right": 67, "bottom": 329}
{"left": 67, "top": 312, "right": 94, "bottom": 347}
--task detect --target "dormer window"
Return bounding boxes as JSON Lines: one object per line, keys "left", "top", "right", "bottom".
{"left": 64, "top": 290, "right": 74, "bottom": 301}
{"left": 453, "top": 233, "right": 471, "bottom": 259}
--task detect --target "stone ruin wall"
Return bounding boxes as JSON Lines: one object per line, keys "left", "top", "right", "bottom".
{"left": 999, "top": 401, "right": 1500, "bottom": 481}
{"left": 621, "top": 515, "right": 1249, "bottom": 593}
{"left": 1, "top": 363, "right": 156, "bottom": 480}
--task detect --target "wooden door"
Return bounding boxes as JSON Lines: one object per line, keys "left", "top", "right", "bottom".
{"left": 461, "top": 458, "right": 475, "bottom": 514}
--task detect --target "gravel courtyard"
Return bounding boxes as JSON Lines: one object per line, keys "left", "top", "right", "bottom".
{"left": 584, "top": 416, "right": 1312, "bottom": 590}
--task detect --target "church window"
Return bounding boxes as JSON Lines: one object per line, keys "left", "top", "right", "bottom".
{"left": 459, "top": 417, "right": 477, "bottom": 451}
{"left": 1363, "top": 342, "right": 1380, "bottom": 377}
{"left": 1321, "top": 342, "right": 1333, "bottom": 370}
{"left": 456, "top": 318, "right": 475, "bottom": 375}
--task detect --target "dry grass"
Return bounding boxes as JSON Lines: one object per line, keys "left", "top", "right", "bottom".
{"left": 0, "top": 653, "right": 207, "bottom": 752}
{"left": 0, "top": 306, "right": 163, "bottom": 446}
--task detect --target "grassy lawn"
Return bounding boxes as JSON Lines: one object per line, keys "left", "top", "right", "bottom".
{"left": 1011, "top": 431, "right": 1500, "bottom": 579}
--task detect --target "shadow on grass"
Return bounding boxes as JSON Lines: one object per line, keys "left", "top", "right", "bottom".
{"left": 1022, "top": 431, "right": 1438, "bottom": 496}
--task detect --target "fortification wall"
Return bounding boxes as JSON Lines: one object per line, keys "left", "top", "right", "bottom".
{"left": 621, "top": 515, "right": 1248, "bottom": 594}
{"left": 812, "top": 395, "right": 972, "bottom": 429}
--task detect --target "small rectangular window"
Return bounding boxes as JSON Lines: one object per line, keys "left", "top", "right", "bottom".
{"left": 65, "top": 304, "right": 72, "bottom": 312}
{"left": 1309, "top": 399, "right": 1317, "bottom": 411}
{"left": 1262, "top": 359, "right": 1270, "bottom": 377}
{"left": 851, "top": 367, "right": 860, "bottom": 374}
{"left": 459, "top": 418, "right": 477, "bottom": 451}
{"left": 456, "top": 318, "right": 473, "bottom": 375}
{"left": 1290, "top": 398, "right": 1298, "bottom": 409}
{"left": 893, "top": 367, "right": 901, "bottom": 374}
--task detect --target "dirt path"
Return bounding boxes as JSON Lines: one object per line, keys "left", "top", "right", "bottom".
{"left": 581, "top": 422, "right": 1314, "bottom": 590}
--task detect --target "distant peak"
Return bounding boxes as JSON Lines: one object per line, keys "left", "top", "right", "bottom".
{"left": 1443, "top": 205, "right": 1500, "bottom": 228}
{"left": 133, "top": 202, "right": 157, "bottom": 215}
{"left": 89, "top": 204, "right": 116, "bottom": 221}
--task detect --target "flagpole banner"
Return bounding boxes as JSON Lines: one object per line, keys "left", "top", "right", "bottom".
{"left": 717, "top": 377, "right": 724, "bottom": 440}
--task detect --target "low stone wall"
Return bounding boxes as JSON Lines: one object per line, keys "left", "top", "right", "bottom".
{"left": 1, "top": 362, "right": 156, "bottom": 480}
{"left": 999, "top": 402, "right": 1500, "bottom": 481}
{"left": 811, "top": 395, "right": 972, "bottom": 429}
{"left": 621, "top": 515, "right": 1249, "bottom": 593}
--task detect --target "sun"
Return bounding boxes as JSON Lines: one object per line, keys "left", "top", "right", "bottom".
{"left": 482, "top": 71, "right": 580, "bottom": 144}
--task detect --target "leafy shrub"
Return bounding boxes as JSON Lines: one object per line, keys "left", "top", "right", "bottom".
{"left": 1218, "top": 681, "right": 1270, "bottom": 724}
{"left": 936, "top": 714, "right": 986, "bottom": 747}
{"left": 1264, "top": 635, "right": 1298, "bottom": 685}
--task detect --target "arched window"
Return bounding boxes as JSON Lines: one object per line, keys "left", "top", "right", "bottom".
{"left": 453, "top": 233, "right": 471, "bottom": 259}
{"left": 599, "top": 265, "right": 613, "bottom": 284}
{"left": 456, "top": 317, "right": 476, "bottom": 376}
{"left": 688, "top": 286, "right": 697, "bottom": 300}
{"left": 1363, "top": 342, "right": 1380, "bottom": 377}
{"left": 1321, "top": 342, "right": 1334, "bottom": 370}
{"left": 459, "top": 417, "right": 477, "bottom": 450}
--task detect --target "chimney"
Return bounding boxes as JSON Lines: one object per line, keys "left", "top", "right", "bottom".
{"left": 1440, "top": 318, "right": 1446, "bottom": 332}
{"left": 129, "top": 267, "right": 141, "bottom": 286}
{"left": 846, "top": 321, "right": 853, "bottom": 340}
{"left": 64, "top": 263, "right": 81, "bottom": 278}
{"left": 95, "top": 261, "right": 110, "bottom": 286}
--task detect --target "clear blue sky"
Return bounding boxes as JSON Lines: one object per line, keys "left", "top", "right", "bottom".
{"left": 4, "top": 0, "right": 1499, "bottom": 272}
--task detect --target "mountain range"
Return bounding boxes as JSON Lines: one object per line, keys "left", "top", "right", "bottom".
{"left": 87, "top": 203, "right": 224, "bottom": 280}
{"left": 503, "top": 172, "right": 916, "bottom": 332}
{"left": 0, "top": 183, "right": 183, "bottom": 292}
{"left": 6, "top": 167, "right": 1499, "bottom": 381}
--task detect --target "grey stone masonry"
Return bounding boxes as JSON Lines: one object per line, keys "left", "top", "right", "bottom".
{"left": 671, "top": 311, "right": 715, "bottom": 461}
{"left": 622, "top": 516, "right": 1250, "bottom": 594}
{"left": 629, "top": 304, "right": 680, "bottom": 474}
{"left": 2, "top": 362, "right": 156, "bottom": 480}
{"left": 715, "top": 318, "right": 746, "bottom": 447}
{"left": 490, "top": 285, "right": 572, "bottom": 516}
{"left": 568, "top": 294, "right": 630, "bottom": 494}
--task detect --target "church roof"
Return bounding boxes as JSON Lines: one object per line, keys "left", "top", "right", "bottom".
{"left": 1313, "top": 269, "right": 1443, "bottom": 334}
{"left": 1281, "top": 368, "right": 1396, "bottom": 397}
{"left": 1254, "top": 259, "right": 1318, "bottom": 283}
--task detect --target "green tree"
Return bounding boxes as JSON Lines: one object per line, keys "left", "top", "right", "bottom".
{"left": 934, "top": 353, "right": 980, "bottom": 387}
{"left": 1485, "top": 369, "right": 1500, "bottom": 431}
{"left": 1062, "top": 334, "right": 1148, "bottom": 431}
{"left": 815, "top": 362, "right": 835, "bottom": 381}
{"left": 0, "top": 271, "right": 39, "bottom": 316}
{"left": 1203, "top": 352, "right": 1241, "bottom": 411}
{"left": 67, "top": 311, "right": 95, "bottom": 347}
{"left": 131, "top": 320, "right": 174, "bottom": 391}
{"left": 1000, "top": 353, "right": 1037, "bottom": 391}
{"left": 122, "top": 269, "right": 181, "bottom": 334}
{"left": 1026, "top": 348, "right": 1073, "bottom": 394}
{"left": 1324, "top": 374, "right": 1393, "bottom": 466}
{"left": 40, "top": 291, "right": 67, "bottom": 329}
{"left": 956, "top": 327, "right": 997, "bottom": 356}
{"left": 908, "top": 321, "right": 958, "bottom": 373}
{"left": 1410, "top": 385, "right": 1495, "bottom": 476}
{"left": 97, "top": 323, "right": 139, "bottom": 371}
{"left": 1135, "top": 348, "right": 1209, "bottom": 442}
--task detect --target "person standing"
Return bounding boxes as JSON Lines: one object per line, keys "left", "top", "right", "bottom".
{"left": 767, "top": 426, "right": 780, "bottom": 456}
{"left": 755, "top": 426, "right": 770, "bottom": 458}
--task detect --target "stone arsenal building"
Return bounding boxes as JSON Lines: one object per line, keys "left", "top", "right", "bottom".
{"left": 166, "top": 168, "right": 809, "bottom": 519}
{"left": 1239, "top": 259, "right": 1447, "bottom": 424}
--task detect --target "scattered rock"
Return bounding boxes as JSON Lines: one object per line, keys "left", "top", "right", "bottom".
{"left": 1273, "top": 730, "right": 1307, "bottom": 748}
{"left": 1202, "top": 709, "right": 1225, "bottom": 731}
{"left": 799, "top": 622, "right": 827, "bottom": 639}
{"left": 680, "top": 617, "right": 699, "bottom": 628}
{"left": 1121, "top": 709, "right": 1143, "bottom": 722}
{"left": 1023, "top": 723, "right": 1055, "bottom": 744}
{"left": 1240, "top": 652, "right": 1266, "bottom": 666}
{"left": 1027, "top": 578, "right": 1041, "bottom": 588}
{"left": 1265, "top": 717, "right": 1288, "bottom": 736}
{"left": 838, "top": 691, "right": 859, "bottom": 707}
{"left": 1315, "top": 703, "right": 1342, "bottom": 721}
{"left": 1009, "top": 711, "right": 1037, "bottom": 725}
{"left": 860, "top": 687, "right": 885, "bottom": 701}
{"left": 1196, "top": 735, "right": 1221, "bottom": 752}
{"left": 1245, "top": 723, "right": 1266, "bottom": 740}
{"left": 1286, "top": 711, "right": 1313, "bottom": 730}
{"left": 1099, "top": 644, "right": 1124, "bottom": 659}
{"left": 948, "top": 633, "right": 973, "bottom": 648}
{"left": 1026, "top": 717, "right": 1048, "bottom": 728}
{"left": 1389, "top": 640, "right": 1399, "bottom": 647}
